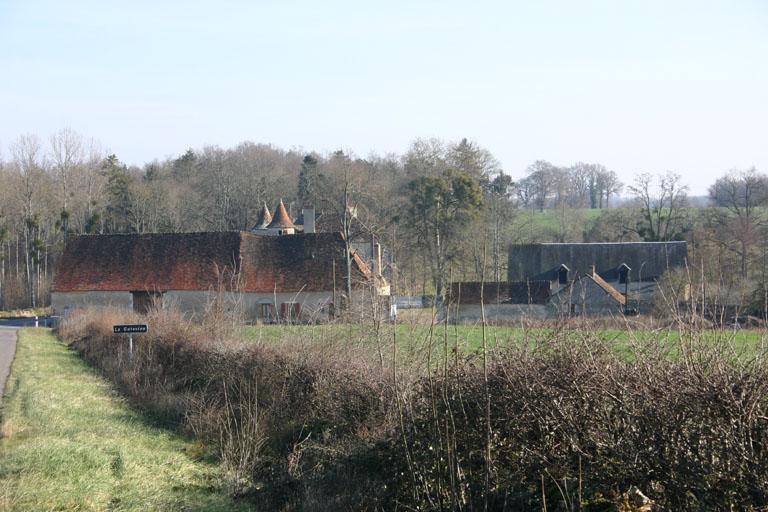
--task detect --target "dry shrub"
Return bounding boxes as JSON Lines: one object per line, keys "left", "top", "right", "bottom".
{"left": 1, "top": 274, "right": 28, "bottom": 309}
{"left": 57, "top": 307, "right": 393, "bottom": 510}
{"left": 57, "top": 308, "right": 768, "bottom": 511}
{"left": 389, "top": 329, "right": 768, "bottom": 511}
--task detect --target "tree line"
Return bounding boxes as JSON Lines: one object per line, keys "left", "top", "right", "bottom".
{"left": 0, "top": 129, "right": 766, "bottom": 310}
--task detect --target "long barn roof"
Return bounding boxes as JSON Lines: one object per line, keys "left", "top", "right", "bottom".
{"left": 52, "top": 231, "right": 375, "bottom": 293}
{"left": 508, "top": 241, "right": 688, "bottom": 282}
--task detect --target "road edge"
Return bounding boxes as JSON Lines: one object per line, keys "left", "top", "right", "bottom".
{"left": 0, "top": 327, "right": 19, "bottom": 413}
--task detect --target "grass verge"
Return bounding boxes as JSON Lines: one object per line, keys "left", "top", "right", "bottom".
{"left": 0, "top": 328, "right": 252, "bottom": 512}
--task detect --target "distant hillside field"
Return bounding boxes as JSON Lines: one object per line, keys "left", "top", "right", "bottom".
{"left": 512, "top": 208, "right": 605, "bottom": 241}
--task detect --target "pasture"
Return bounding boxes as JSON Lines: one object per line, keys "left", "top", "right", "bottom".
{"left": 242, "top": 321, "right": 768, "bottom": 362}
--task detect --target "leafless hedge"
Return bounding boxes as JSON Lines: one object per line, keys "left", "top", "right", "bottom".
{"left": 58, "top": 308, "right": 768, "bottom": 510}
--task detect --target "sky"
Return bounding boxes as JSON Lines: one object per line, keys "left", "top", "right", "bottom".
{"left": 1, "top": 0, "right": 766, "bottom": 194}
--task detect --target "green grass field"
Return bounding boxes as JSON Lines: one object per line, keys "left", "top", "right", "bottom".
{"left": 508, "top": 206, "right": 717, "bottom": 242}
{"left": 513, "top": 207, "right": 604, "bottom": 238}
{"left": 242, "top": 322, "right": 768, "bottom": 362}
{"left": 0, "top": 329, "right": 252, "bottom": 512}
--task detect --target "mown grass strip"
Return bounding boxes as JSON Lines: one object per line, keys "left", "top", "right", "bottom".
{"left": 0, "top": 328, "right": 252, "bottom": 512}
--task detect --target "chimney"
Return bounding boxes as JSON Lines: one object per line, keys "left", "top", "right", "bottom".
{"left": 374, "top": 242, "right": 382, "bottom": 275}
{"left": 302, "top": 207, "right": 315, "bottom": 233}
{"left": 370, "top": 236, "right": 376, "bottom": 273}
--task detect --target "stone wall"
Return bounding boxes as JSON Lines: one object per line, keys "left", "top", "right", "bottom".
{"left": 166, "top": 290, "right": 337, "bottom": 322}
{"left": 51, "top": 291, "right": 132, "bottom": 314}
{"left": 447, "top": 303, "right": 552, "bottom": 323}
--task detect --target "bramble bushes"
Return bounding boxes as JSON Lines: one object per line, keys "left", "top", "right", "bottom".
{"left": 58, "top": 308, "right": 394, "bottom": 509}
{"left": 58, "top": 309, "right": 768, "bottom": 510}
{"left": 395, "top": 333, "right": 768, "bottom": 510}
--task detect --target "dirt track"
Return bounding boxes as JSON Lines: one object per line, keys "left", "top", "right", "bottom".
{"left": 0, "top": 327, "right": 18, "bottom": 405}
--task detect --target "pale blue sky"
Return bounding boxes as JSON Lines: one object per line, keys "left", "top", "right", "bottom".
{"left": 1, "top": 0, "right": 766, "bottom": 193}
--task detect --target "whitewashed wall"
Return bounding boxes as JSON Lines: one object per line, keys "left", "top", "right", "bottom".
{"left": 166, "top": 290, "right": 336, "bottom": 322}
{"left": 52, "top": 291, "right": 132, "bottom": 314}
{"left": 51, "top": 289, "right": 382, "bottom": 323}
{"left": 447, "top": 303, "right": 553, "bottom": 323}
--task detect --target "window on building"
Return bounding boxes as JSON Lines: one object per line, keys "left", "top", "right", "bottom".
{"left": 618, "top": 263, "right": 631, "bottom": 285}
{"left": 558, "top": 264, "right": 570, "bottom": 285}
{"left": 132, "top": 291, "right": 162, "bottom": 314}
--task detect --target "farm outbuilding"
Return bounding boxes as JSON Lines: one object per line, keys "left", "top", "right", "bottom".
{"left": 51, "top": 231, "right": 389, "bottom": 323}
{"left": 445, "top": 281, "right": 551, "bottom": 323}
{"left": 446, "top": 241, "right": 689, "bottom": 323}
{"left": 508, "top": 241, "right": 688, "bottom": 316}
{"left": 508, "top": 241, "right": 688, "bottom": 283}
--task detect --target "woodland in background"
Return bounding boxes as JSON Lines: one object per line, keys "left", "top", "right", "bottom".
{"left": 1, "top": 128, "right": 768, "bottom": 312}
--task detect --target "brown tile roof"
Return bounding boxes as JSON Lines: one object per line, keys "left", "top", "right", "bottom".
{"left": 52, "top": 232, "right": 375, "bottom": 293}
{"left": 448, "top": 281, "right": 552, "bottom": 305}
{"left": 252, "top": 202, "right": 272, "bottom": 230}
{"left": 267, "top": 199, "right": 295, "bottom": 229}
{"left": 240, "top": 232, "right": 371, "bottom": 292}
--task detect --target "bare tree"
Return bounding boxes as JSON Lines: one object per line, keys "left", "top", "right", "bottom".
{"left": 49, "top": 128, "right": 84, "bottom": 233}
{"left": 485, "top": 172, "right": 516, "bottom": 282}
{"left": 10, "top": 134, "right": 47, "bottom": 307}
{"left": 516, "top": 175, "right": 535, "bottom": 209}
{"left": 309, "top": 150, "right": 370, "bottom": 308}
{"left": 403, "top": 138, "right": 447, "bottom": 178}
{"left": 525, "top": 160, "right": 558, "bottom": 212}
{"left": 565, "top": 163, "right": 624, "bottom": 209}
{"left": 568, "top": 163, "right": 593, "bottom": 208}
{"left": 550, "top": 166, "right": 572, "bottom": 207}
{"left": 708, "top": 167, "right": 768, "bottom": 278}
{"left": 629, "top": 172, "right": 689, "bottom": 241}
{"left": 81, "top": 139, "right": 107, "bottom": 233}
{"left": 598, "top": 169, "right": 623, "bottom": 208}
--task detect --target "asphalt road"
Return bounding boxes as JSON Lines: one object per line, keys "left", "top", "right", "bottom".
{"left": 0, "top": 316, "right": 55, "bottom": 328}
{"left": 0, "top": 327, "right": 18, "bottom": 405}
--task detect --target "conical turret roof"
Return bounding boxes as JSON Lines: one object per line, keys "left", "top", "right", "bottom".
{"left": 251, "top": 202, "right": 272, "bottom": 230}
{"left": 267, "top": 199, "right": 296, "bottom": 229}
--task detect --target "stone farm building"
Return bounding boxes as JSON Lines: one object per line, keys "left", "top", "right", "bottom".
{"left": 448, "top": 241, "right": 688, "bottom": 322}
{"left": 51, "top": 231, "right": 389, "bottom": 323}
